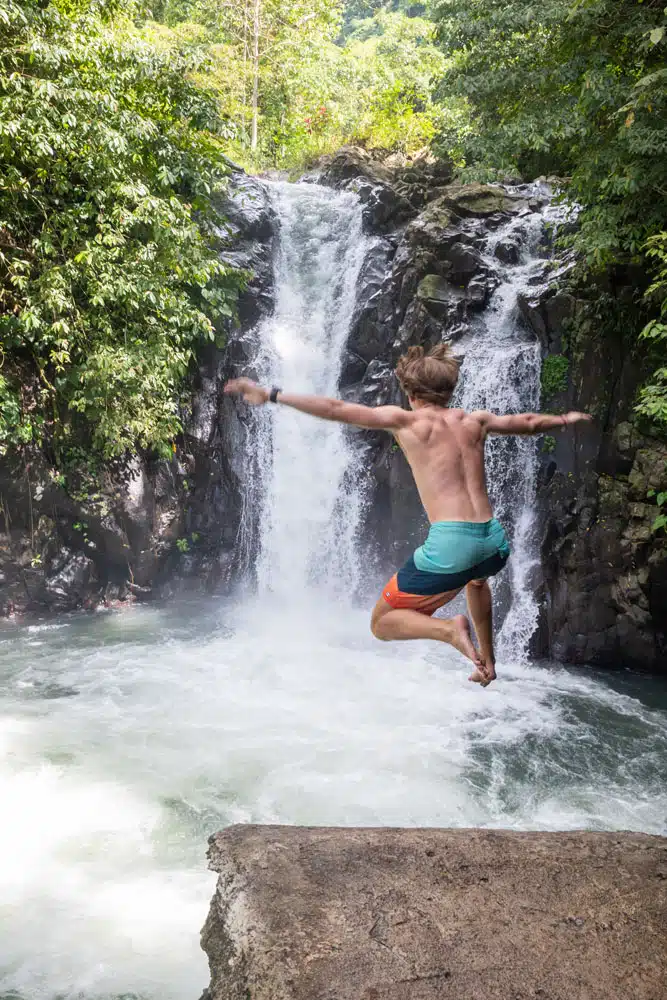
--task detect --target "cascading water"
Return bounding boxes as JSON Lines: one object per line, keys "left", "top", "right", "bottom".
{"left": 240, "top": 182, "right": 371, "bottom": 600}
{"left": 454, "top": 205, "right": 555, "bottom": 661}
{"left": 0, "top": 182, "right": 665, "bottom": 1000}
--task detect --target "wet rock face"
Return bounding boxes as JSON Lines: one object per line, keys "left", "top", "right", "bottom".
{"left": 201, "top": 825, "right": 667, "bottom": 1000}
{"left": 521, "top": 279, "right": 667, "bottom": 671}
{"left": 0, "top": 169, "right": 277, "bottom": 616}
{"left": 319, "top": 145, "right": 454, "bottom": 233}
{"left": 216, "top": 174, "right": 277, "bottom": 328}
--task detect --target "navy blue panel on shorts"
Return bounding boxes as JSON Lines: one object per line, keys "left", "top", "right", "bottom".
{"left": 396, "top": 548, "right": 509, "bottom": 597}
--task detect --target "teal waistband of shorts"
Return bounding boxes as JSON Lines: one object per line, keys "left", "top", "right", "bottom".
{"left": 427, "top": 518, "right": 501, "bottom": 534}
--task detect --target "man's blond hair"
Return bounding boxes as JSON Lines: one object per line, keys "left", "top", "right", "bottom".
{"left": 395, "top": 343, "right": 459, "bottom": 406}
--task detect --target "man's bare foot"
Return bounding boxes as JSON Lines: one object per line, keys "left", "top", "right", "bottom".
{"left": 482, "top": 656, "right": 497, "bottom": 683}
{"left": 469, "top": 655, "right": 497, "bottom": 687}
{"left": 445, "top": 614, "right": 482, "bottom": 667}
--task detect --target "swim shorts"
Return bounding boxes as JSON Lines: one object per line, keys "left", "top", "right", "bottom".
{"left": 382, "top": 518, "right": 510, "bottom": 616}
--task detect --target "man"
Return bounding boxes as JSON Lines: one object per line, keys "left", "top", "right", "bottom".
{"left": 224, "top": 343, "right": 590, "bottom": 686}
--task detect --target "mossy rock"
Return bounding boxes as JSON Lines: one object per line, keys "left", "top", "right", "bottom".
{"left": 417, "top": 274, "right": 456, "bottom": 303}
{"left": 440, "top": 183, "right": 527, "bottom": 218}
{"left": 629, "top": 445, "right": 667, "bottom": 496}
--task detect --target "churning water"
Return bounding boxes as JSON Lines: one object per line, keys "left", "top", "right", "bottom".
{"left": 0, "top": 183, "right": 665, "bottom": 1000}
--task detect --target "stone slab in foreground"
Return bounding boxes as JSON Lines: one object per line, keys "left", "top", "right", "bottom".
{"left": 201, "top": 826, "right": 667, "bottom": 1000}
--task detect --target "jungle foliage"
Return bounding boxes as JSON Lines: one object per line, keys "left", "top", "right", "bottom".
{"left": 150, "top": 0, "right": 446, "bottom": 168}
{"left": 431, "top": 0, "right": 667, "bottom": 427}
{"left": 1, "top": 0, "right": 667, "bottom": 470}
{"left": 0, "top": 0, "right": 242, "bottom": 462}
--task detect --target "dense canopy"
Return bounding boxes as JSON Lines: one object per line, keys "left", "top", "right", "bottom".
{"left": 0, "top": 0, "right": 666, "bottom": 470}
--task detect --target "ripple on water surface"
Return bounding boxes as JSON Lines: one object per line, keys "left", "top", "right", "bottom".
{"left": 0, "top": 599, "right": 665, "bottom": 1000}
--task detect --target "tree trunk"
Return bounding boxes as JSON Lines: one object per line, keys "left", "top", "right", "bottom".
{"left": 250, "top": 0, "right": 260, "bottom": 151}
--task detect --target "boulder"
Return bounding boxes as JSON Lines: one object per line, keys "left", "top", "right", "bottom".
{"left": 319, "top": 146, "right": 394, "bottom": 190}
{"left": 494, "top": 235, "right": 522, "bottom": 264}
{"left": 318, "top": 147, "right": 459, "bottom": 234}
{"left": 439, "top": 182, "right": 529, "bottom": 218}
{"left": 466, "top": 274, "right": 494, "bottom": 310}
{"left": 416, "top": 273, "right": 465, "bottom": 322}
{"left": 348, "top": 177, "right": 415, "bottom": 232}
{"left": 201, "top": 825, "right": 667, "bottom": 1000}
{"left": 518, "top": 286, "right": 578, "bottom": 351}
{"left": 43, "top": 550, "right": 97, "bottom": 607}
{"left": 222, "top": 172, "right": 275, "bottom": 243}
{"left": 442, "top": 242, "right": 487, "bottom": 284}
{"left": 216, "top": 172, "right": 277, "bottom": 327}
{"left": 339, "top": 348, "right": 368, "bottom": 389}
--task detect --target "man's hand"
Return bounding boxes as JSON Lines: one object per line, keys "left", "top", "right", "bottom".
{"left": 224, "top": 378, "right": 269, "bottom": 405}
{"left": 561, "top": 411, "right": 593, "bottom": 426}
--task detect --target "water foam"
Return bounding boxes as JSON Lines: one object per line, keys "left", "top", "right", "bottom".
{"left": 1, "top": 602, "right": 665, "bottom": 1000}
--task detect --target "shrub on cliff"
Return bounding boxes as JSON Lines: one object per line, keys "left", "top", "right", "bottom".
{"left": 0, "top": 0, "right": 242, "bottom": 463}
{"left": 637, "top": 233, "right": 667, "bottom": 427}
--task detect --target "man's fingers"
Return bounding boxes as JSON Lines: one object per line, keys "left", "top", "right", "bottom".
{"left": 224, "top": 379, "right": 247, "bottom": 395}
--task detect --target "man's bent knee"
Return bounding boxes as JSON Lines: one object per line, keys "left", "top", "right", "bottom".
{"left": 371, "top": 618, "right": 390, "bottom": 641}
{"left": 371, "top": 600, "right": 392, "bottom": 640}
{"left": 468, "top": 577, "right": 488, "bottom": 588}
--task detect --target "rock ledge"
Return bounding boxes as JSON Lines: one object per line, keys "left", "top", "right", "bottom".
{"left": 201, "top": 825, "right": 667, "bottom": 1000}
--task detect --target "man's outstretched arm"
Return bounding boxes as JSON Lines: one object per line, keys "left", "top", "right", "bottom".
{"left": 224, "top": 378, "right": 411, "bottom": 431}
{"left": 471, "top": 409, "right": 592, "bottom": 436}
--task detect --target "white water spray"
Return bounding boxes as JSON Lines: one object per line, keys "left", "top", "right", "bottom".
{"left": 455, "top": 209, "right": 550, "bottom": 661}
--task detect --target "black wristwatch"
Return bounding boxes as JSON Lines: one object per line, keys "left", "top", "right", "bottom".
{"left": 269, "top": 387, "right": 282, "bottom": 403}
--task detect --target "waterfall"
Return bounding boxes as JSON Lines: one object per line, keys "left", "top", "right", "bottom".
{"left": 239, "top": 179, "right": 556, "bottom": 662}
{"left": 241, "top": 181, "right": 371, "bottom": 601}
{"left": 454, "top": 209, "right": 550, "bottom": 661}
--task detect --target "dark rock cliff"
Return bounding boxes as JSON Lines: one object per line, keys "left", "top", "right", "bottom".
{"left": 519, "top": 277, "right": 667, "bottom": 670}
{"left": 0, "top": 170, "right": 277, "bottom": 615}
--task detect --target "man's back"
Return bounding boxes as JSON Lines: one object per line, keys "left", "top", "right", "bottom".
{"left": 396, "top": 407, "right": 492, "bottom": 524}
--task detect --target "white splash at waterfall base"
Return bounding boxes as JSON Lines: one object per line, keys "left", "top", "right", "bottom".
{"left": 0, "top": 604, "right": 665, "bottom": 1000}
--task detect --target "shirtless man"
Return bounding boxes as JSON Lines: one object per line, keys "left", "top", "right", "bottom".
{"left": 224, "top": 343, "right": 591, "bottom": 686}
